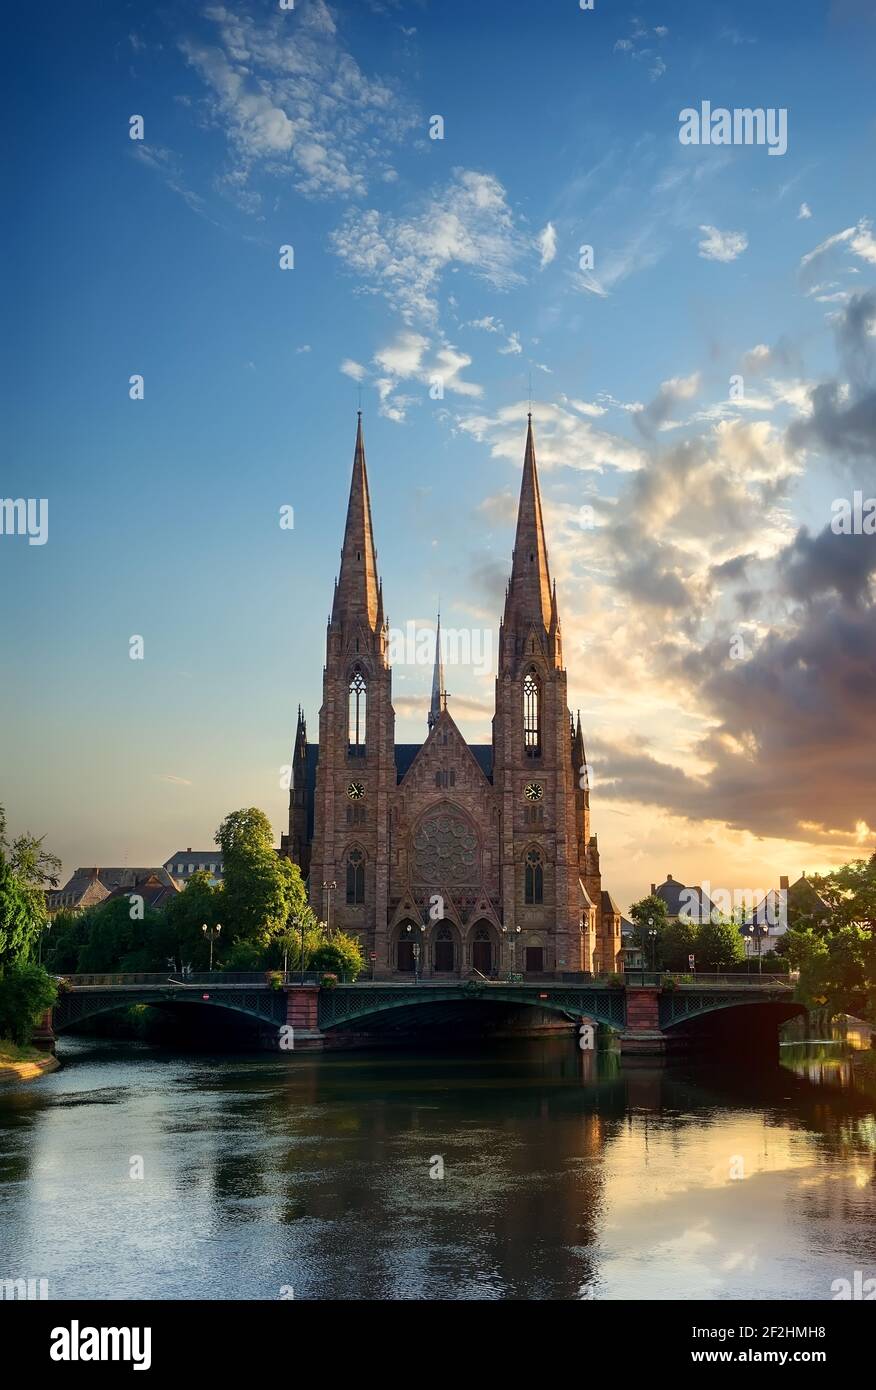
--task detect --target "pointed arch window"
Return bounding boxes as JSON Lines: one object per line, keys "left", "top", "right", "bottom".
{"left": 525, "top": 848, "right": 544, "bottom": 905}
{"left": 345, "top": 847, "right": 365, "bottom": 905}
{"left": 523, "top": 668, "right": 541, "bottom": 757}
{"left": 348, "top": 668, "right": 366, "bottom": 756}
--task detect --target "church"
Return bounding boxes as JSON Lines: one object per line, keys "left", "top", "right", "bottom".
{"left": 282, "top": 415, "right": 622, "bottom": 979}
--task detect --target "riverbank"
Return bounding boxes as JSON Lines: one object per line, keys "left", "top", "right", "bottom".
{"left": 0, "top": 1039, "right": 60, "bottom": 1084}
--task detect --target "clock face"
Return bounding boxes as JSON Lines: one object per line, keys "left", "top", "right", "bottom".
{"left": 347, "top": 781, "right": 365, "bottom": 800}
{"left": 524, "top": 782, "right": 543, "bottom": 802}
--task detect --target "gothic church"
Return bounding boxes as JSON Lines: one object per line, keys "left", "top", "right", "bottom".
{"left": 282, "top": 415, "right": 622, "bottom": 979}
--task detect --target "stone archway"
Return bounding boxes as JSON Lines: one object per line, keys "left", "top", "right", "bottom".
{"left": 429, "top": 920, "right": 460, "bottom": 977}
{"left": 468, "top": 920, "right": 500, "bottom": 978}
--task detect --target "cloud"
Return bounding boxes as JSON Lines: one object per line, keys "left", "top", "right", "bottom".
{"left": 340, "top": 359, "right": 367, "bottom": 381}
{"left": 698, "top": 225, "right": 749, "bottom": 262}
{"left": 799, "top": 218, "right": 876, "bottom": 293}
{"left": 634, "top": 373, "right": 700, "bottom": 436}
{"left": 537, "top": 221, "right": 557, "bottom": 268}
{"left": 788, "top": 291, "right": 876, "bottom": 461}
{"left": 779, "top": 522, "right": 876, "bottom": 607}
{"left": 330, "top": 168, "right": 528, "bottom": 323}
{"left": 354, "top": 329, "right": 483, "bottom": 421}
{"left": 178, "top": 1, "right": 414, "bottom": 203}
{"left": 458, "top": 398, "right": 647, "bottom": 475}
{"left": 798, "top": 202, "right": 812, "bottom": 220}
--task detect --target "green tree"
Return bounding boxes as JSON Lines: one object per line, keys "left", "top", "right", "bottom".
{"left": 694, "top": 915, "right": 746, "bottom": 971}
{"left": 0, "top": 962, "right": 57, "bottom": 1045}
{"left": 628, "top": 894, "right": 670, "bottom": 967}
{"left": 215, "top": 809, "right": 307, "bottom": 951}
{"left": 659, "top": 917, "right": 698, "bottom": 972}
{"left": 161, "top": 871, "right": 221, "bottom": 971}
{"left": 310, "top": 931, "right": 364, "bottom": 981}
{"left": 0, "top": 855, "right": 34, "bottom": 968}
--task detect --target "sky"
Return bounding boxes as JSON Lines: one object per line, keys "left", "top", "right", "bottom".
{"left": 2, "top": 0, "right": 875, "bottom": 911}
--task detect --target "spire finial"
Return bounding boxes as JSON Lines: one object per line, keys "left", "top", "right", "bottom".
{"left": 428, "top": 606, "right": 445, "bottom": 732}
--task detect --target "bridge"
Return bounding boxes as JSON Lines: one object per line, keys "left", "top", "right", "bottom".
{"left": 44, "top": 971, "right": 803, "bottom": 1055}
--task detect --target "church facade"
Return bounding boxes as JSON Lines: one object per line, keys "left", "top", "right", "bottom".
{"left": 282, "top": 415, "right": 621, "bottom": 979}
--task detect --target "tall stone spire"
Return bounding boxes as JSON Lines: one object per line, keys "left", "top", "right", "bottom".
{"left": 428, "top": 610, "right": 444, "bottom": 731}
{"left": 331, "top": 412, "right": 380, "bottom": 631}
{"left": 507, "top": 414, "right": 553, "bottom": 634}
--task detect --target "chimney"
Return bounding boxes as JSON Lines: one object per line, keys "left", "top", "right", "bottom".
{"left": 650, "top": 883, "right": 656, "bottom": 895}
{"left": 779, "top": 875, "right": 789, "bottom": 891}
{"left": 666, "top": 873, "right": 673, "bottom": 882}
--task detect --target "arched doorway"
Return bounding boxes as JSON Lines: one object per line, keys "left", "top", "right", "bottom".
{"left": 432, "top": 923, "right": 456, "bottom": 974}
{"left": 394, "top": 922, "right": 420, "bottom": 973}
{"left": 470, "top": 923, "right": 494, "bottom": 977}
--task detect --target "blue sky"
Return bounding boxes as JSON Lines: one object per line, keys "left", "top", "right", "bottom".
{"left": 3, "top": 0, "right": 875, "bottom": 907}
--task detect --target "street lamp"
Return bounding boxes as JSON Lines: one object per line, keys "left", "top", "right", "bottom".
{"left": 501, "top": 924, "right": 522, "bottom": 980}
{"left": 406, "top": 921, "right": 425, "bottom": 981}
{"left": 202, "top": 922, "right": 221, "bottom": 971}
{"left": 647, "top": 920, "right": 658, "bottom": 974}
{"left": 322, "top": 881, "right": 337, "bottom": 936}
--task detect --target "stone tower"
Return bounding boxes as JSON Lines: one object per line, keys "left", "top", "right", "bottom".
{"left": 284, "top": 414, "right": 621, "bottom": 978}
{"left": 306, "top": 414, "right": 395, "bottom": 948}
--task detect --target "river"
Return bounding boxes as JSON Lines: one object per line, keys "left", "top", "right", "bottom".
{"left": 1, "top": 1037, "right": 874, "bottom": 1300}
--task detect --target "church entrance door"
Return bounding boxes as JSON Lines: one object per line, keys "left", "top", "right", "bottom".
{"left": 433, "top": 925, "right": 455, "bottom": 974}
{"left": 471, "top": 926, "right": 492, "bottom": 976}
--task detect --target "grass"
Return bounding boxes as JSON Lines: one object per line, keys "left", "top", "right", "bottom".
{"left": 0, "top": 1038, "right": 44, "bottom": 1065}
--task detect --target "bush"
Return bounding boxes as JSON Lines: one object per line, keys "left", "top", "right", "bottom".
{"left": 221, "top": 940, "right": 264, "bottom": 972}
{"left": 320, "top": 972, "right": 339, "bottom": 989}
{"left": 0, "top": 963, "right": 57, "bottom": 1045}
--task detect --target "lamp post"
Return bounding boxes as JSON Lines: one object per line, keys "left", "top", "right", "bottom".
{"left": 202, "top": 922, "right": 222, "bottom": 972}
{"left": 648, "top": 921, "right": 658, "bottom": 974}
{"left": 406, "top": 922, "right": 425, "bottom": 982}
{"left": 502, "top": 925, "right": 522, "bottom": 980}
{"left": 322, "top": 881, "right": 337, "bottom": 937}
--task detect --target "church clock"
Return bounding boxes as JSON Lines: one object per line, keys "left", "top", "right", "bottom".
{"left": 347, "top": 781, "right": 365, "bottom": 800}
{"left": 524, "top": 782, "right": 543, "bottom": 802}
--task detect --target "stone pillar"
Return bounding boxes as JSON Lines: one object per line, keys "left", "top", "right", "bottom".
{"left": 283, "top": 986, "right": 324, "bottom": 1048}
{"left": 620, "top": 986, "right": 666, "bottom": 1055}
{"left": 31, "top": 1008, "right": 56, "bottom": 1052}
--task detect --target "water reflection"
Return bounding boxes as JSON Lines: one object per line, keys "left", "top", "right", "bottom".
{"left": 0, "top": 1037, "right": 873, "bottom": 1300}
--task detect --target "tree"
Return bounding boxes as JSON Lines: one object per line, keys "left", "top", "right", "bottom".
{"left": 215, "top": 809, "right": 307, "bottom": 950}
{"left": 628, "top": 894, "right": 670, "bottom": 966}
{"left": 161, "top": 871, "right": 221, "bottom": 971}
{"left": 0, "top": 855, "right": 34, "bottom": 968}
{"left": 0, "top": 963, "right": 57, "bottom": 1045}
{"left": 694, "top": 915, "right": 746, "bottom": 971}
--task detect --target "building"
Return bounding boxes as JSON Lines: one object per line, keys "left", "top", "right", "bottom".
{"left": 741, "top": 873, "right": 831, "bottom": 953}
{"left": 651, "top": 873, "right": 716, "bottom": 925}
{"left": 103, "top": 872, "right": 180, "bottom": 912}
{"left": 48, "top": 866, "right": 178, "bottom": 914}
{"left": 163, "top": 850, "right": 224, "bottom": 886}
{"left": 281, "top": 414, "right": 621, "bottom": 979}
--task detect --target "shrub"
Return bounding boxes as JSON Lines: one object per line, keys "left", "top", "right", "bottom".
{"left": 0, "top": 963, "right": 57, "bottom": 1045}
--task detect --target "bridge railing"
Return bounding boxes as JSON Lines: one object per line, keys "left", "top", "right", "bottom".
{"left": 57, "top": 971, "right": 350, "bottom": 989}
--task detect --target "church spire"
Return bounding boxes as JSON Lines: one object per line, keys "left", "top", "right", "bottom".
{"left": 506, "top": 414, "right": 554, "bottom": 634}
{"left": 428, "top": 609, "right": 444, "bottom": 731}
{"left": 331, "top": 412, "right": 380, "bottom": 631}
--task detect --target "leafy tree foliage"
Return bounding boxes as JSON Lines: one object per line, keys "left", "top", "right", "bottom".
{"left": 0, "top": 805, "right": 59, "bottom": 1040}
{"left": 781, "top": 855, "right": 876, "bottom": 1019}
{"left": 0, "top": 962, "right": 57, "bottom": 1045}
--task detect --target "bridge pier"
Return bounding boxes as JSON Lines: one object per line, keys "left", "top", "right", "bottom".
{"left": 31, "top": 1008, "right": 56, "bottom": 1053}
{"left": 284, "top": 986, "right": 325, "bottom": 1049}
{"left": 620, "top": 987, "right": 666, "bottom": 1056}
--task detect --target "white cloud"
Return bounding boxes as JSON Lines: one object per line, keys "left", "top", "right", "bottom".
{"left": 499, "top": 332, "right": 522, "bottom": 356}
{"left": 537, "top": 221, "right": 557, "bottom": 268}
{"left": 340, "top": 359, "right": 367, "bottom": 381}
{"left": 800, "top": 219, "right": 876, "bottom": 293}
{"left": 798, "top": 202, "right": 812, "bottom": 220}
{"left": 178, "top": 3, "right": 414, "bottom": 203}
{"left": 698, "top": 225, "right": 749, "bottom": 263}
{"left": 330, "top": 168, "right": 528, "bottom": 323}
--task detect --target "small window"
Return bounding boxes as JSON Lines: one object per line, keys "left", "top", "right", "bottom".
{"left": 525, "top": 848, "right": 544, "bottom": 905}
{"left": 345, "top": 848, "right": 365, "bottom": 905}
